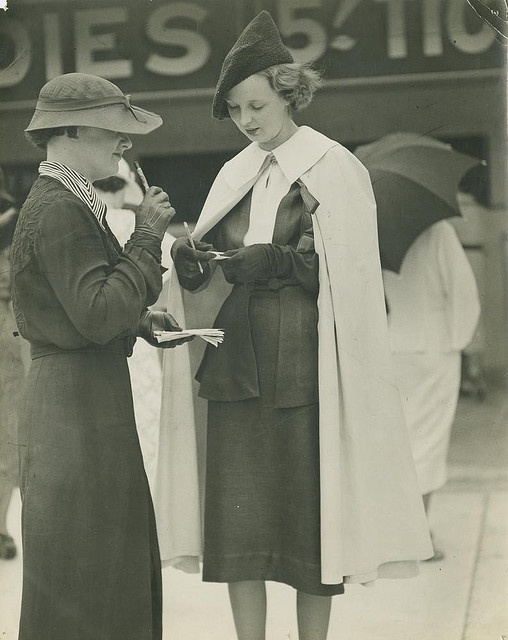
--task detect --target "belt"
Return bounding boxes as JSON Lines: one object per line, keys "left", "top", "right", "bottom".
{"left": 250, "top": 277, "right": 300, "bottom": 291}
{"left": 30, "top": 340, "right": 126, "bottom": 360}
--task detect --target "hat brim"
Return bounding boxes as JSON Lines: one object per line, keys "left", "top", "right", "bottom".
{"left": 25, "top": 103, "right": 162, "bottom": 135}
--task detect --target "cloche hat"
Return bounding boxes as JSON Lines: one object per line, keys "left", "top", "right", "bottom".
{"left": 212, "top": 11, "right": 293, "bottom": 120}
{"left": 26, "top": 73, "right": 162, "bottom": 134}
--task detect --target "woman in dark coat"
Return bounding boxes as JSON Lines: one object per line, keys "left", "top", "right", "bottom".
{"left": 10, "top": 72, "right": 187, "bottom": 640}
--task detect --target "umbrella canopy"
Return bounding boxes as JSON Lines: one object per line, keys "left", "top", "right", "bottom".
{"left": 355, "top": 133, "right": 482, "bottom": 272}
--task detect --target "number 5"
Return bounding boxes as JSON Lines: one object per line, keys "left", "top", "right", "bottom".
{"left": 277, "top": 0, "right": 327, "bottom": 63}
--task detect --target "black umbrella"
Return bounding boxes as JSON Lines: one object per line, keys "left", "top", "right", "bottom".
{"left": 355, "top": 133, "right": 483, "bottom": 272}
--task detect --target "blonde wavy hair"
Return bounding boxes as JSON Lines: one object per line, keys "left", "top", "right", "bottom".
{"left": 258, "top": 63, "right": 323, "bottom": 112}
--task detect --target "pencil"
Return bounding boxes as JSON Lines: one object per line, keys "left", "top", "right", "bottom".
{"left": 133, "top": 161, "right": 150, "bottom": 194}
{"left": 183, "top": 221, "right": 204, "bottom": 274}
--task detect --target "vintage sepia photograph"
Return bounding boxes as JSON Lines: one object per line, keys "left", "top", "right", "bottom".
{"left": 0, "top": 0, "right": 506, "bottom": 638}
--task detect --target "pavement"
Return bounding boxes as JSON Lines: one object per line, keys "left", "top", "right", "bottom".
{"left": 1, "top": 384, "right": 507, "bottom": 640}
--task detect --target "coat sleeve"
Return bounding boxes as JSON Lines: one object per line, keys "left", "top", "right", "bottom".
{"left": 35, "top": 197, "right": 163, "bottom": 345}
{"left": 273, "top": 245, "right": 319, "bottom": 293}
{"left": 436, "top": 221, "right": 481, "bottom": 351}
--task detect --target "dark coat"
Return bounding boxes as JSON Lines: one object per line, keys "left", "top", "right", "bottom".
{"left": 10, "top": 177, "right": 163, "bottom": 640}
{"left": 181, "top": 181, "right": 319, "bottom": 408}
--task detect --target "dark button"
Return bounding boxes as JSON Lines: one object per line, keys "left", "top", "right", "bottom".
{"left": 267, "top": 277, "right": 282, "bottom": 290}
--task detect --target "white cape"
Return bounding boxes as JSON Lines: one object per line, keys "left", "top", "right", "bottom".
{"left": 155, "top": 127, "right": 433, "bottom": 584}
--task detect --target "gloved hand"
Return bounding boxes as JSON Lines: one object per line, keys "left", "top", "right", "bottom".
{"left": 171, "top": 236, "right": 215, "bottom": 278}
{"left": 135, "top": 186, "right": 176, "bottom": 239}
{"left": 136, "top": 310, "right": 193, "bottom": 348}
{"left": 219, "top": 244, "right": 290, "bottom": 284}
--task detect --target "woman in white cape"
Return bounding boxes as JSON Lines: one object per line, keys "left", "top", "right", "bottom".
{"left": 156, "top": 11, "right": 432, "bottom": 640}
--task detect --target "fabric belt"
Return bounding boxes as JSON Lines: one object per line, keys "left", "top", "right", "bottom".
{"left": 30, "top": 340, "right": 126, "bottom": 360}
{"left": 249, "top": 277, "right": 300, "bottom": 291}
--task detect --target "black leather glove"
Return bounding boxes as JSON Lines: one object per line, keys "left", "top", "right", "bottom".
{"left": 134, "top": 187, "right": 175, "bottom": 240}
{"left": 219, "top": 244, "right": 291, "bottom": 284}
{"left": 136, "top": 310, "right": 193, "bottom": 348}
{"left": 171, "top": 236, "right": 215, "bottom": 278}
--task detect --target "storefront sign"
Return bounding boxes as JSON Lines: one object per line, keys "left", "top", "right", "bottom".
{"left": 0, "top": 0, "right": 503, "bottom": 103}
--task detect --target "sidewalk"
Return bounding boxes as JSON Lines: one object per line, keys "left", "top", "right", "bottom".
{"left": 1, "top": 387, "right": 507, "bottom": 639}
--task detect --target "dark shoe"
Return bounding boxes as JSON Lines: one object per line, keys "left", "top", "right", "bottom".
{"left": 0, "top": 533, "right": 17, "bottom": 559}
{"left": 460, "top": 354, "right": 488, "bottom": 401}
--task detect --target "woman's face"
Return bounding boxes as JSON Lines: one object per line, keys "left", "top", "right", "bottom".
{"left": 225, "top": 74, "right": 295, "bottom": 151}
{"left": 75, "top": 127, "right": 132, "bottom": 181}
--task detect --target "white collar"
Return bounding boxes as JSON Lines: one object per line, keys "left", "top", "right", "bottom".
{"left": 222, "top": 126, "right": 338, "bottom": 191}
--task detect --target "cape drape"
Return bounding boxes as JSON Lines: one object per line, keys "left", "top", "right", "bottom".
{"left": 155, "top": 127, "right": 433, "bottom": 584}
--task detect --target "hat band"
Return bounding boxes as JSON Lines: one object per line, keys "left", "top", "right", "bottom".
{"left": 35, "top": 94, "right": 132, "bottom": 111}
{"left": 35, "top": 94, "right": 149, "bottom": 124}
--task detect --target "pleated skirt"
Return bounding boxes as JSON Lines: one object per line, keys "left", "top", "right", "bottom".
{"left": 202, "top": 290, "right": 343, "bottom": 596}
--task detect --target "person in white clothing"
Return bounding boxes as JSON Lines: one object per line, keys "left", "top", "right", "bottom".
{"left": 383, "top": 219, "right": 481, "bottom": 558}
{"left": 451, "top": 190, "right": 488, "bottom": 399}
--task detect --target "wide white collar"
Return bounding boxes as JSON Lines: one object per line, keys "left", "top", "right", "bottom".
{"left": 222, "top": 126, "right": 338, "bottom": 191}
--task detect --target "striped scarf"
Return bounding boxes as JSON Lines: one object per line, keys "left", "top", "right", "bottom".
{"left": 39, "top": 161, "right": 107, "bottom": 230}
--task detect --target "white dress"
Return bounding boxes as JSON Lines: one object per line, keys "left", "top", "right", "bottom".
{"left": 383, "top": 220, "right": 480, "bottom": 494}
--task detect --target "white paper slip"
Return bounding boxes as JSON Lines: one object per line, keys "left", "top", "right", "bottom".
{"left": 154, "top": 328, "right": 225, "bottom": 347}
{"left": 209, "top": 251, "right": 231, "bottom": 261}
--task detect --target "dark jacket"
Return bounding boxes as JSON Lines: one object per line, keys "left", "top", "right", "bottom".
{"left": 179, "top": 181, "right": 320, "bottom": 408}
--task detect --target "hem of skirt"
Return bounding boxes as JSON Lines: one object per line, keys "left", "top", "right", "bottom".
{"left": 202, "top": 552, "right": 344, "bottom": 597}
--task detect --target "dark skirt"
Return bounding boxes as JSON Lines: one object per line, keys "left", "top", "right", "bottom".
{"left": 202, "top": 290, "right": 343, "bottom": 596}
{"left": 17, "top": 343, "right": 162, "bottom": 640}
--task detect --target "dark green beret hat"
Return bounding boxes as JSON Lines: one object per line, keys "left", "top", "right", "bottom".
{"left": 212, "top": 11, "right": 294, "bottom": 120}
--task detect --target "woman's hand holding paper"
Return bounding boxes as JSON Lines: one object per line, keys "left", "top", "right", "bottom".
{"left": 137, "top": 310, "right": 194, "bottom": 348}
